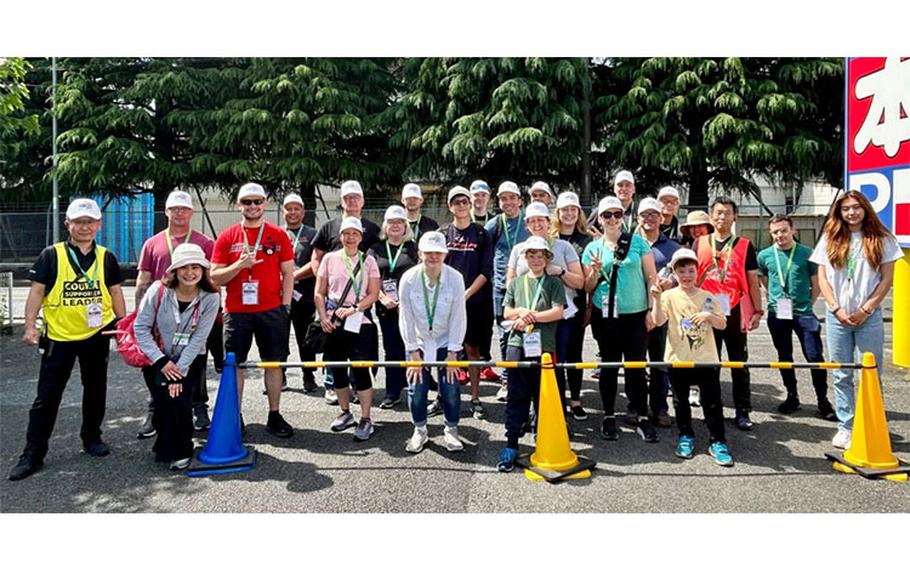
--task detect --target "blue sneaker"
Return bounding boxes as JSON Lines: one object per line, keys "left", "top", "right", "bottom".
{"left": 497, "top": 447, "right": 519, "bottom": 473}
{"left": 709, "top": 441, "right": 734, "bottom": 467}
{"left": 675, "top": 435, "right": 694, "bottom": 459}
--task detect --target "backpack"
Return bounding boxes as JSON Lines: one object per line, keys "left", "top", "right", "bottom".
{"left": 113, "top": 284, "right": 165, "bottom": 368}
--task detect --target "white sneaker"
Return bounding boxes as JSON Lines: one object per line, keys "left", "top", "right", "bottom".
{"left": 832, "top": 430, "right": 852, "bottom": 450}
{"left": 169, "top": 457, "right": 191, "bottom": 471}
{"left": 405, "top": 427, "right": 429, "bottom": 453}
{"left": 324, "top": 388, "right": 339, "bottom": 405}
{"left": 496, "top": 383, "right": 509, "bottom": 402}
{"left": 330, "top": 410, "right": 356, "bottom": 432}
{"left": 443, "top": 426, "right": 464, "bottom": 452}
{"left": 688, "top": 388, "right": 701, "bottom": 407}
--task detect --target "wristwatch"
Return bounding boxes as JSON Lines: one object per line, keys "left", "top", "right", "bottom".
{"left": 559, "top": 267, "right": 566, "bottom": 278}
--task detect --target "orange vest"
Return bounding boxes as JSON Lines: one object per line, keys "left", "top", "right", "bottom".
{"left": 695, "top": 235, "right": 751, "bottom": 310}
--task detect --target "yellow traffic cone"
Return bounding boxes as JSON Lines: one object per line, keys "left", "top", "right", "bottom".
{"left": 517, "top": 353, "right": 595, "bottom": 482}
{"left": 826, "top": 353, "right": 909, "bottom": 483}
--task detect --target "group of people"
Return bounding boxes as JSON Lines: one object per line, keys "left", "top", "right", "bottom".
{"left": 7, "top": 172, "right": 903, "bottom": 480}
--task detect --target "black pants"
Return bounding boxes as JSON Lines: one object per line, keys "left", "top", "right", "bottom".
{"left": 555, "top": 306, "right": 586, "bottom": 402}
{"left": 289, "top": 300, "right": 317, "bottom": 382}
{"left": 324, "top": 321, "right": 376, "bottom": 391}
{"left": 144, "top": 316, "right": 220, "bottom": 414}
{"left": 647, "top": 323, "right": 670, "bottom": 417}
{"left": 713, "top": 303, "right": 751, "bottom": 412}
{"left": 23, "top": 331, "right": 111, "bottom": 460}
{"left": 669, "top": 368, "right": 725, "bottom": 443}
{"left": 590, "top": 308, "right": 649, "bottom": 417}
{"left": 143, "top": 355, "right": 204, "bottom": 462}
{"left": 767, "top": 312, "right": 828, "bottom": 402}
{"left": 504, "top": 346, "right": 543, "bottom": 447}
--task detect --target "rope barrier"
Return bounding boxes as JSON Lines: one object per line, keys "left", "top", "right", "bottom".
{"left": 237, "top": 359, "right": 869, "bottom": 370}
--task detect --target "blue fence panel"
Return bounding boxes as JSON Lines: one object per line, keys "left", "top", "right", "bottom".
{"left": 93, "top": 193, "right": 154, "bottom": 264}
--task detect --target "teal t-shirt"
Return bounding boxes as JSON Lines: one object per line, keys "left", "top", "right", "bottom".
{"left": 581, "top": 233, "right": 652, "bottom": 314}
{"left": 504, "top": 272, "right": 564, "bottom": 353}
{"left": 757, "top": 243, "right": 817, "bottom": 315}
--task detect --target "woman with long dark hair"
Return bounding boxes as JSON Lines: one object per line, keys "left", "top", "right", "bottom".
{"left": 810, "top": 190, "right": 904, "bottom": 450}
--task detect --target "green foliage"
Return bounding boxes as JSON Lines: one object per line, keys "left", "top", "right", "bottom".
{"left": 0, "top": 57, "right": 42, "bottom": 197}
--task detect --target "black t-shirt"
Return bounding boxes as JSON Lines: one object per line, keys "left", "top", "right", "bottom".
{"left": 441, "top": 222, "right": 493, "bottom": 306}
{"left": 368, "top": 239, "right": 419, "bottom": 316}
{"left": 286, "top": 224, "right": 318, "bottom": 303}
{"left": 659, "top": 216, "right": 681, "bottom": 243}
{"left": 29, "top": 241, "right": 125, "bottom": 295}
{"left": 312, "top": 216, "right": 381, "bottom": 255}
{"left": 470, "top": 212, "right": 490, "bottom": 225}
{"left": 408, "top": 215, "right": 439, "bottom": 243}
{"left": 714, "top": 236, "right": 758, "bottom": 272}
{"left": 177, "top": 300, "right": 191, "bottom": 313}
{"left": 558, "top": 229, "right": 593, "bottom": 308}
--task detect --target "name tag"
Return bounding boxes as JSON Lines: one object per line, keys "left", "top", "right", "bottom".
{"left": 292, "top": 290, "right": 303, "bottom": 302}
{"left": 86, "top": 303, "right": 103, "bottom": 328}
{"left": 523, "top": 329, "right": 542, "bottom": 358}
{"left": 382, "top": 279, "right": 399, "bottom": 303}
{"left": 423, "top": 338, "right": 437, "bottom": 363}
{"left": 343, "top": 310, "right": 364, "bottom": 333}
{"left": 242, "top": 280, "right": 259, "bottom": 306}
{"left": 172, "top": 332, "right": 191, "bottom": 347}
{"left": 776, "top": 297, "right": 793, "bottom": 320}
{"left": 717, "top": 293, "right": 731, "bottom": 316}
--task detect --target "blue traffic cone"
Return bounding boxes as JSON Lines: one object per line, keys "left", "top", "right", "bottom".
{"left": 187, "top": 352, "right": 257, "bottom": 477}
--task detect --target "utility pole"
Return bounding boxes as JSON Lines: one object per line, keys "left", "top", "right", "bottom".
{"left": 51, "top": 57, "right": 59, "bottom": 243}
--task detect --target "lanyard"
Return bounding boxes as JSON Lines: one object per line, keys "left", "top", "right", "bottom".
{"left": 470, "top": 211, "right": 485, "bottom": 224}
{"left": 241, "top": 223, "right": 266, "bottom": 255}
{"left": 411, "top": 215, "right": 422, "bottom": 242}
{"left": 173, "top": 298, "right": 201, "bottom": 331}
{"left": 710, "top": 235, "right": 735, "bottom": 283}
{"left": 421, "top": 269, "right": 441, "bottom": 332}
{"left": 622, "top": 208, "right": 634, "bottom": 232}
{"left": 165, "top": 229, "right": 192, "bottom": 258}
{"left": 342, "top": 251, "right": 365, "bottom": 299}
{"left": 66, "top": 244, "right": 100, "bottom": 288}
{"left": 285, "top": 225, "right": 304, "bottom": 249}
{"left": 773, "top": 245, "right": 797, "bottom": 293}
{"left": 523, "top": 273, "right": 546, "bottom": 310}
{"left": 385, "top": 241, "right": 404, "bottom": 273}
{"left": 500, "top": 213, "right": 520, "bottom": 251}
{"left": 598, "top": 237, "right": 617, "bottom": 282}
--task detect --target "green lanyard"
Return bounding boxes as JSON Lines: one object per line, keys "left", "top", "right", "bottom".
{"left": 421, "top": 269, "right": 441, "bottom": 332}
{"left": 470, "top": 211, "right": 485, "bottom": 224}
{"left": 622, "top": 208, "right": 634, "bottom": 232}
{"left": 66, "top": 244, "right": 100, "bottom": 289}
{"left": 285, "top": 225, "right": 304, "bottom": 249}
{"left": 165, "top": 229, "right": 192, "bottom": 258}
{"left": 710, "top": 235, "right": 735, "bottom": 283}
{"left": 385, "top": 241, "right": 404, "bottom": 273}
{"left": 342, "top": 251, "right": 365, "bottom": 299}
{"left": 523, "top": 273, "right": 546, "bottom": 310}
{"left": 241, "top": 223, "right": 266, "bottom": 256}
{"left": 411, "top": 215, "right": 422, "bottom": 242}
{"left": 500, "top": 213, "right": 520, "bottom": 251}
{"left": 773, "top": 245, "right": 797, "bottom": 295}
{"left": 598, "top": 237, "right": 617, "bottom": 282}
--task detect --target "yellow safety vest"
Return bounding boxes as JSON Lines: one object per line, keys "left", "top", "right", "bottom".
{"left": 43, "top": 242, "right": 114, "bottom": 341}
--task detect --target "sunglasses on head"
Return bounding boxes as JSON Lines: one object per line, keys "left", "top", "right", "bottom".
{"left": 600, "top": 210, "right": 624, "bottom": 219}
{"left": 240, "top": 199, "right": 264, "bottom": 206}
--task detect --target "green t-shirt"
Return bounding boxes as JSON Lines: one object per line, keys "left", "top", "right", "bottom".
{"left": 581, "top": 233, "right": 652, "bottom": 314}
{"left": 504, "top": 272, "right": 564, "bottom": 354}
{"left": 757, "top": 243, "right": 817, "bottom": 315}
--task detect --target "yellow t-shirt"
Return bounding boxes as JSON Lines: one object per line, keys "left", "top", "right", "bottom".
{"left": 660, "top": 287, "right": 724, "bottom": 363}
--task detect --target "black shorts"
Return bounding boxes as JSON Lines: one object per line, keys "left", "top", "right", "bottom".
{"left": 223, "top": 306, "right": 290, "bottom": 363}
{"left": 464, "top": 298, "right": 494, "bottom": 351}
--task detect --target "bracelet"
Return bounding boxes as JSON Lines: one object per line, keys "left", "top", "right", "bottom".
{"left": 861, "top": 305, "right": 874, "bottom": 315}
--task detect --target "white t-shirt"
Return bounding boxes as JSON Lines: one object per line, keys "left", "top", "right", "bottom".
{"left": 508, "top": 238, "right": 580, "bottom": 319}
{"left": 810, "top": 232, "right": 903, "bottom": 314}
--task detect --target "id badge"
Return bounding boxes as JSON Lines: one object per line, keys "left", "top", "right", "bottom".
{"left": 86, "top": 302, "right": 103, "bottom": 328}
{"left": 382, "top": 279, "right": 399, "bottom": 303}
{"left": 717, "top": 293, "right": 731, "bottom": 316}
{"left": 172, "top": 332, "right": 191, "bottom": 347}
{"left": 601, "top": 294, "right": 615, "bottom": 318}
{"left": 343, "top": 310, "right": 364, "bottom": 333}
{"left": 242, "top": 280, "right": 260, "bottom": 306}
{"left": 292, "top": 290, "right": 303, "bottom": 302}
{"left": 776, "top": 297, "right": 793, "bottom": 320}
{"left": 523, "top": 329, "right": 542, "bottom": 358}
{"left": 423, "top": 338, "right": 437, "bottom": 363}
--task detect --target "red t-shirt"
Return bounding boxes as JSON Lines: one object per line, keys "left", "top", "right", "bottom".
{"left": 212, "top": 221, "right": 294, "bottom": 313}
{"left": 138, "top": 230, "right": 215, "bottom": 280}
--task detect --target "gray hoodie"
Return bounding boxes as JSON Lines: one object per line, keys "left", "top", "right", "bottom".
{"left": 134, "top": 280, "right": 220, "bottom": 374}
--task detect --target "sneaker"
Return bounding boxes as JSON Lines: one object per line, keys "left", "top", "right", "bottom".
{"left": 591, "top": 369, "right": 601, "bottom": 379}
{"left": 169, "top": 457, "right": 191, "bottom": 471}
{"left": 405, "top": 427, "right": 428, "bottom": 453}
{"left": 303, "top": 376, "right": 319, "bottom": 393}
{"left": 8, "top": 455, "right": 43, "bottom": 481}
{"left": 817, "top": 400, "right": 837, "bottom": 421}
{"left": 625, "top": 414, "right": 639, "bottom": 427}
{"left": 636, "top": 418, "right": 659, "bottom": 443}
{"left": 656, "top": 410, "right": 672, "bottom": 428}
{"left": 379, "top": 397, "right": 399, "bottom": 410}
{"left": 193, "top": 406, "right": 211, "bottom": 431}
{"left": 570, "top": 405, "right": 588, "bottom": 421}
{"left": 688, "top": 388, "right": 701, "bottom": 407}
{"left": 427, "top": 399, "right": 443, "bottom": 417}
{"left": 708, "top": 441, "right": 734, "bottom": 467}
{"left": 777, "top": 395, "right": 801, "bottom": 415}
{"left": 443, "top": 426, "right": 465, "bottom": 452}
{"left": 734, "top": 409, "right": 753, "bottom": 431}
{"left": 480, "top": 367, "right": 500, "bottom": 381}
{"left": 471, "top": 399, "right": 486, "bottom": 420}
{"left": 496, "top": 382, "right": 509, "bottom": 402}
{"left": 497, "top": 447, "right": 519, "bottom": 472}
{"left": 675, "top": 435, "right": 695, "bottom": 459}
{"left": 351, "top": 392, "right": 360, "bottom": 405}
{"left": 83, "top": 440, "right": 110, "bottom": 457}
{"left": 457, "top": 370, "right": 469, "bottom": 386}
{"left": 266, "top": 412, "right": 294, "bottom": 438}
{"left": 137, "top": 411, "right": 156, "bottom": 439}
{"left": 600, "top": 416, "right": 619, "bottom": 441}
{"left": 832, "top": 430, "right": 852, "bottom": 450}
{"left": 353, "top": 418, "right": 374, "bottom": 442}
{"left": 330, "top": 410, "right": 356, "bottom": 432}
{"left": 324, "top": 388, "right": 339, "bottom": 405}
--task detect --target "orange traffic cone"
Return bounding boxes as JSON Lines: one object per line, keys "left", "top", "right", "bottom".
{"left": 516, "top": 353, "right": 595, "bottom": 482}
{"left": 826, "top": 353, "right": 909, "bottom": 482}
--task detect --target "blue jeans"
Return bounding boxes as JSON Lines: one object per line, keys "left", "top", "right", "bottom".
{"left": 825, "top": 308, "right": 884, "bottom": 433}
{"left": 407, "top": 347, "right": 462, "bottom": 427}
{"left": 767, "top": 312, "right": 828, "bottom": 402}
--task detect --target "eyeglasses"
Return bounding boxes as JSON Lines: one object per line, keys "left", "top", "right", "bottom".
{"left": 600, "top": 211, "right": 624, "bottom": 219}
{"left": 450, "top": 198, "right": 470, "bottom": 206}
{"left": 639, "top": 211, "right": 661, "bottom": 218}
{"left": 240, "top": 199, "right": 264, "bottom": 206}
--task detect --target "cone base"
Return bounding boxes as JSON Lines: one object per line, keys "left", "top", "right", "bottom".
{"left": 842, "top": 449, "right": 900, "bottom": 470}
{"left": 516, "top": 454, "right": 595, "bottom": 483}
{"left": 826, "top": 452, "right": 910, "bottom": 483}
{"left": 187, "top": 446, "right": 257, "bottom": 477}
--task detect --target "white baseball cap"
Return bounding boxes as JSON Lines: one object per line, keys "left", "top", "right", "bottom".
{"left": 237, "top": 183, "right": 267, "bottom": 201}
{"left": 418, "top": 231, "right": 449, "bottom": 254}
{"left": 522, "top": 236, "right": 553, "bottom": 257}
{"left": 497, "top": 181, "right": 521, "bottom": 196}
{"left": 669, "top": 247, "right": 699, "bottom": 269}
{"left": 384, "top": 205, "right": 408, "bottom": 221}
{"left": 597, "top": 196, "right": 624, "bottom": 215}
{"left": 524, "top": 201, "right": 551, "bottom": 220}
{"left": 556, "top": 191, "right": 581, "bottom": 210}
{"left": 657, "top": 186, "right": 680, "bottom": 201}
{"left": 339, "top": 217, "right": 364, "bottom": 234}
{"left": 65, "top": 198, "right": 102, "bottom": 221}
{"left": 447, "top": 186, "right": 472, "bottom": 203}
{"left": 401, "top": 183, "right": 422, "bottom": 200}
{"left": 614, "top": 170, "right": 635, "bottom": 185}
{"left": 637, "top": 197, "right": 662, "bottom": 215}
{"left": 283, "top": 194, "right": 304, "bottom": 207}
{"left": 165, "top": 190, "right": 194, "bottom": 210}
{"left": 340, "top": 180, "right": 364, "bottom": 198}
{"left": 166, "top": 243, "right": 211, "bottom": 273}
{"left": 530, "top": 181, "right": 554, "bottom": 198}
{"left": 469, "top": 180, "right": 490, "bottom": 194}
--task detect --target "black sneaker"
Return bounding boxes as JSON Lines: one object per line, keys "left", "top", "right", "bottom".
{"left": 8, "top": 455, "right": 43, "bottom": 481}
{"left": 266, "top": 412, "right": 294, "bottom": 438}
{"left": 777, "top": 396, "right": 801, "bottom": 415}
{"left": 137, "top": 411, "right": 156, "bottom": 439}
{"left": 83, "top": 440, "right": 110, "bottom": 457}
{"left": 636, "top": 418, "right": 659, "bottom": 443}
{"left": 817, "top": 400, "right": 837, "bottom": 421}
{"left": 570, "top": 405, "right": 588, "bottom": 421}
{"left": 303, "top": 376, "right": 319, "bottom": 393}
{"left": 734, "top": 409, "right": 753, "bottom": 431}
{"left": 600, "top": 416, "right": 619, "bottom": 441}
{"left": 193, "top": 406, "right": 211, "bottom": 431}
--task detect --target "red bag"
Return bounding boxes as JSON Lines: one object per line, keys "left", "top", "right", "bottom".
{"left": 113, "top": 284, "right": 164, "bottom": 368}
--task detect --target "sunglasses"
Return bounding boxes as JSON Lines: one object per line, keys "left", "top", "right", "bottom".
{"left": 600, "top": 210, "right": 624, "bottom": 219}
{"left": 240, "top": 199, "right": 264, "bottom": 206}
{"left": 450, "top": 198, "right": 470, "bottom": 206}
